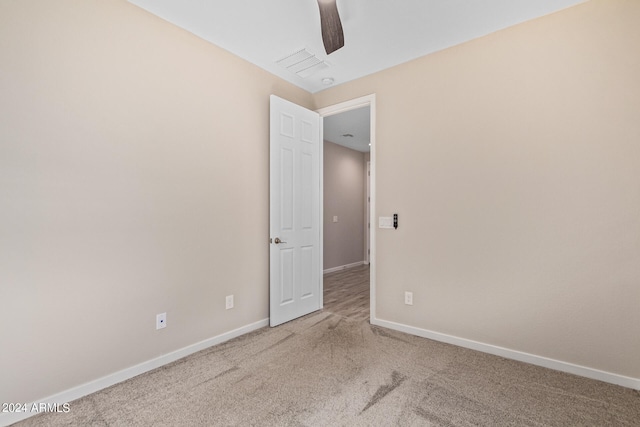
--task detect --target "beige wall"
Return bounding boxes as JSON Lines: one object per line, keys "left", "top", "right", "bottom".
{"left": 0, "top": 0, "right": 312, "bottom": 404}
{"left": 315, "top": 0, "right": 640, "bottom": 379}
{"left": 323, "top": 141, "right": 366, "bottom": 270}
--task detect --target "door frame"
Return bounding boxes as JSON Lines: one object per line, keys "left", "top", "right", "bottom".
{"left": 365, "top": 160, "right": 371, "bottom": 265}
{"left": 316, "top": 94, "right": 376, "bottom": 322}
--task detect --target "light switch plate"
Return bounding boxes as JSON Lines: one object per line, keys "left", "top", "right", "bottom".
{"left": 379, "top": 216, "right": 393, "bottom": 228}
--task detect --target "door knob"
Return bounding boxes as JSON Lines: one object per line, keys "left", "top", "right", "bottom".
{"left": 274, "top": 237, "right": 286, "bottom": 244}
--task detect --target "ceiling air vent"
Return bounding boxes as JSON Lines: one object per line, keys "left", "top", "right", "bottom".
{"left": 276, "top": 48, "right": 329, "bottom": 79}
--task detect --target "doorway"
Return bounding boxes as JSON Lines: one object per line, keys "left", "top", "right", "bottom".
{"left": 317, "top": 94, "right": 376, "bottom": 322}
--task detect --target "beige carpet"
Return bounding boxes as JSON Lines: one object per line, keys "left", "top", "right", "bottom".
{"left": 15, "top": 311, "right": 640, "bottom": 426}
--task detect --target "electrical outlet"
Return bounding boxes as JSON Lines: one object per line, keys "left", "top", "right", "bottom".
{"left": 225, "top": 295, "right": 234, "bottom": 310}
{"left": 404, "top": 291, "right": 413, "bottom": 306}
{"left": 156, "top": 312, "right": 167, "bottom": 329}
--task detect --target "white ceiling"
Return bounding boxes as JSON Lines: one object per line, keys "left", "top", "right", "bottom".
{"left": 128, "top": 0, "right": 586, "bottom": 94}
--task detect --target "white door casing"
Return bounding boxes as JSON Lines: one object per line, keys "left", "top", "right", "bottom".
{"left": 366, "top": 161, "right": 371, "bottom": 265}
{"left": 269, "top": 95, "right": 322, "bottom": 327}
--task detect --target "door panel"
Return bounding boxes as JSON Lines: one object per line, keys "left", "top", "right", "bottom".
{"left": 280, "top": 249, "right": 294, "bottom": 304}
{"left": 270, "top": 95, "right": 321, "bottom": 327}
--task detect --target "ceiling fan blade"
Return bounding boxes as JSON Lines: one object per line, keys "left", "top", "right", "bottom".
{"left": 317, "top": 0, "right": 344, "bottom": 55}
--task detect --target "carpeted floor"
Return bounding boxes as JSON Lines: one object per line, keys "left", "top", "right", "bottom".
{"left": 14, "top": 310, "right": 640, "bottom": 426}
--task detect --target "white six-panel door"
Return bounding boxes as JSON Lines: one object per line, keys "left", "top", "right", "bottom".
{"left": 269, "top": 95, "right": 321, "bottom": 327}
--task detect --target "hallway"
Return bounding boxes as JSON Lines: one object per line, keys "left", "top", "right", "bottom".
{"left": 322, "top": 264, "right": 370, "bottom": 321}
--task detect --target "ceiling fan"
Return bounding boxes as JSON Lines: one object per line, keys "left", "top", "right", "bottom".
{"left": 316, "top": 0, "right": 344, "bottom": 54}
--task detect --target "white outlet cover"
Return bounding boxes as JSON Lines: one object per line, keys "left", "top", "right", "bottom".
{"left": 404, "top": 292, "right": 413, "bottom": 306}
{"left": 156, "top": 312, "right": 167, "bottom": 329}
{"left": 225, "top": 295, "right": 234, "bottom": 310}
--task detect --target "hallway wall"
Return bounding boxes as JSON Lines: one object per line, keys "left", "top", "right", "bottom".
{"left": 323, "top": 141, "right": 366, "bottom": 271}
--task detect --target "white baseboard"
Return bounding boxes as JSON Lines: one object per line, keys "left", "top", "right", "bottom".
{"left": 0, "top": 318, "right": 269, "bottom": 427}
{"left": 323, "top": 261, "right": 365, "bottom": 274}
{"left": 370, "top": 317, "right": 640, "bottom": 391}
